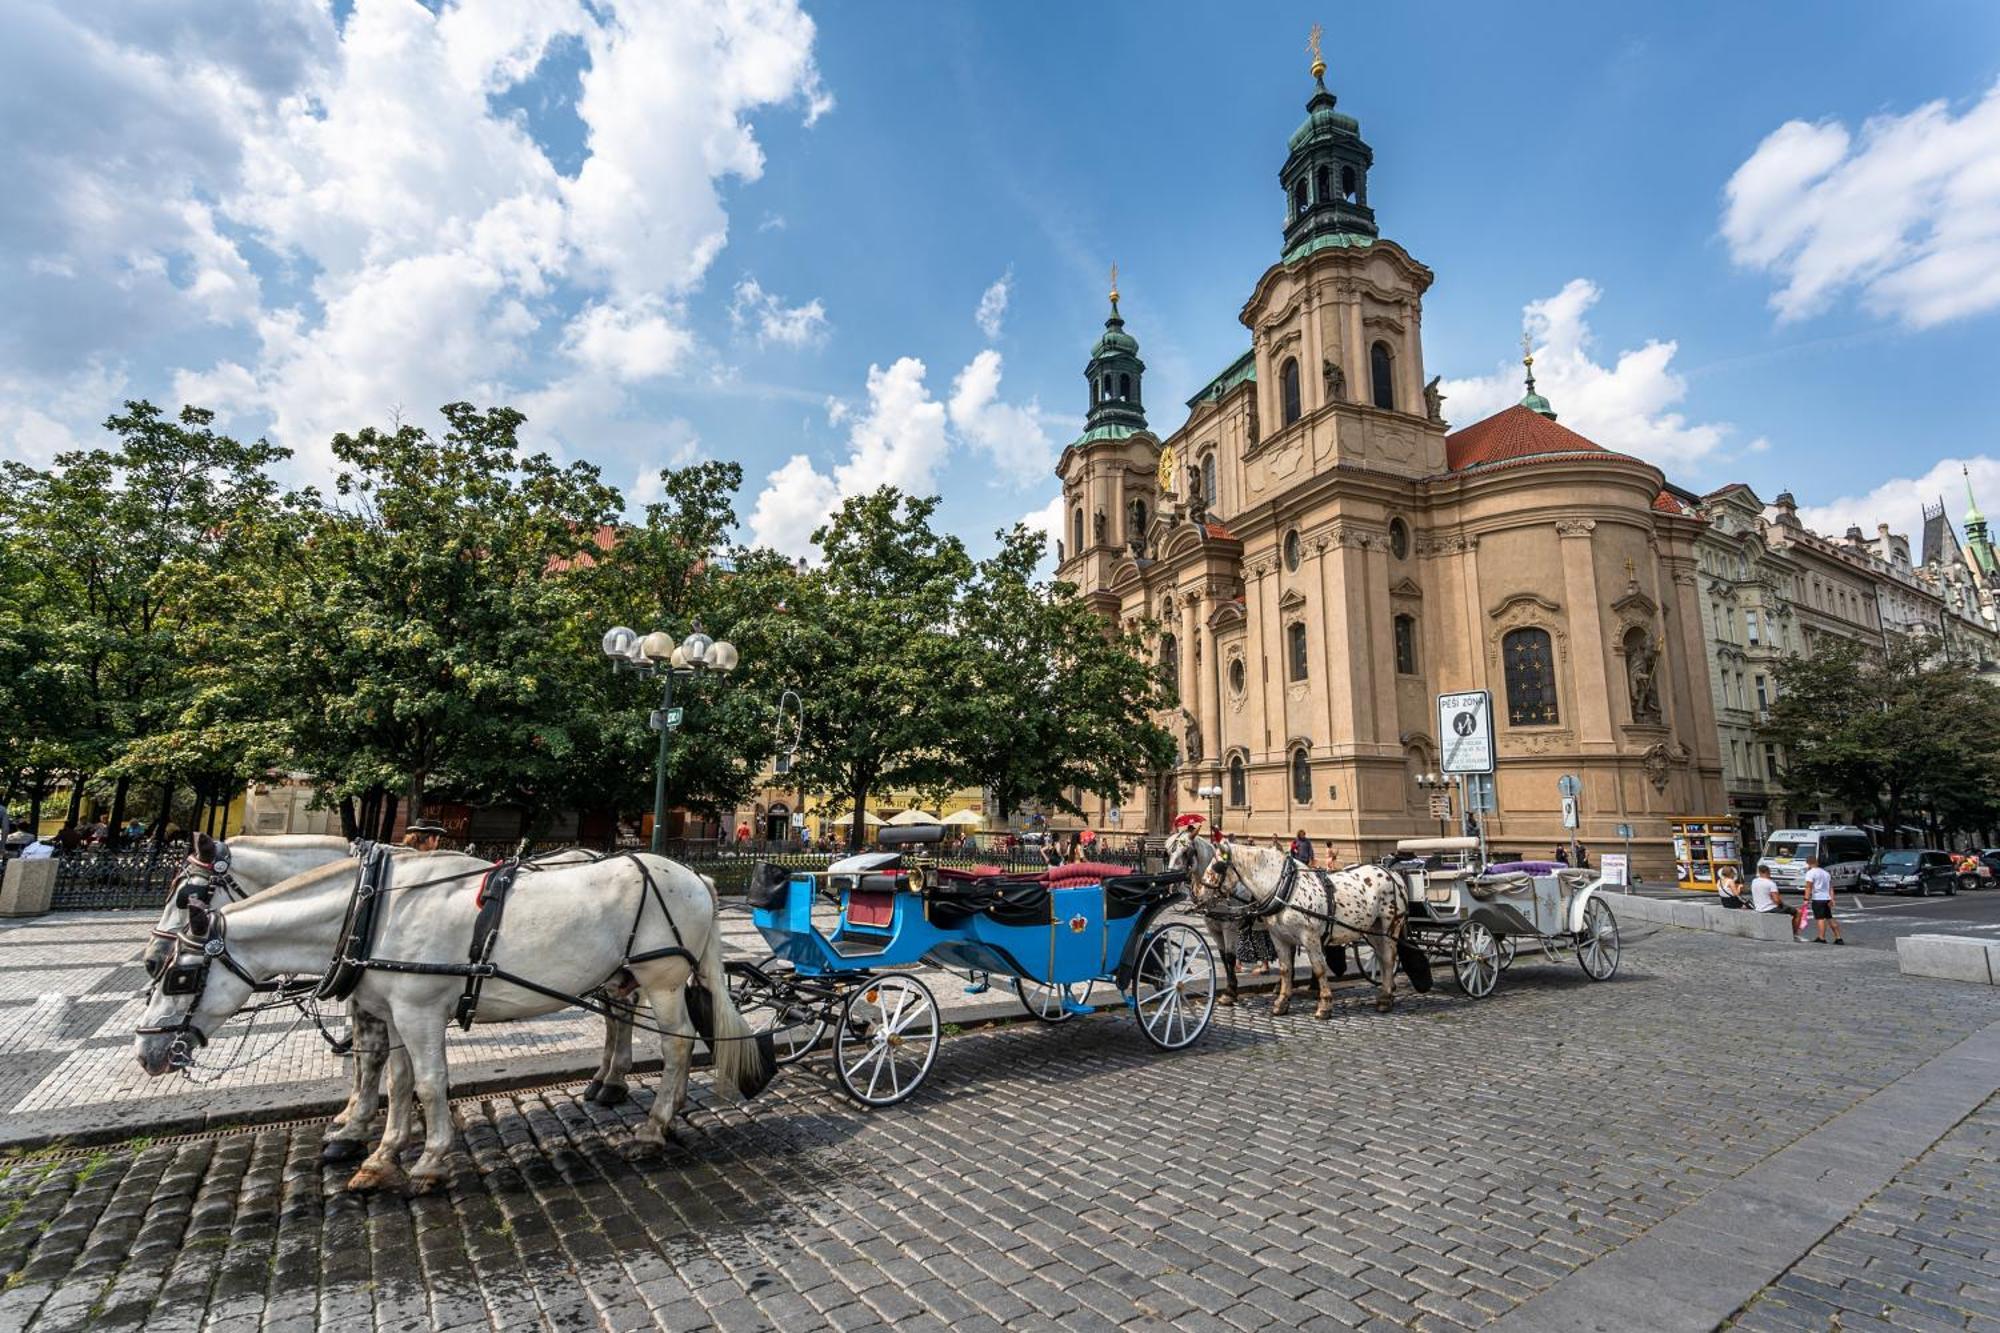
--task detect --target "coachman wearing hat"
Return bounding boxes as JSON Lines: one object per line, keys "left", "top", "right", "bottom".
{"left": 402, "top": 819, "right": 449, "bottom": 852}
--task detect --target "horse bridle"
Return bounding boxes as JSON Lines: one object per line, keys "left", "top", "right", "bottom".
{"left": 137, "top": 905, "right": 263, "bottom": 1050}
{"left": 146, "top": 850, "right": 247, "bottom": 979}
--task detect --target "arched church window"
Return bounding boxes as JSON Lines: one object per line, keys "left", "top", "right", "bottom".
{"left": 1072, "top": 507, "right": 1084, "bottom": 555}
{"left": 1314, "top": 166, "right": 1330, "bottom": 203}
{"left": 1090, "top": 379, "right": 1099, "bottom": 406}
{"left": 1389, "top": 517, "right": 1410, "bottom": 560}
{"left": 1293, "top": 180, "right": 1307, "bottom": 216}
{"left": 1130, "top": 499, "right": 1148, "bottom": 540}
{"left": 1341, "top": 165, "right": 1357, "bottom": 200}
{"left": 1394, "top": 614, "right": 1418, "bottom": 675}
{"left": 1200, "top": 455, "right": 1216, "bottom": 508}
{"left": 1281, "top": 357, "right": 1302, "bottom": 425}
{"left": 1119, "top": 373, "right": 1131, "bottom": 400}
{"left": 1228, "top": 755, "right": 1247, "bottom": 807}
{"left": 1370, "top": 341, "right": 1395, "bottom": 411}
{"left": 1287, "top": 621, "right": 1309, "bottom": 682}
{"left": 1502, "top": 627, "right": 1560, "bottom": 726}
{"left": 1159, "top": 632, "right": 1179, "bottom": 704}
{"left": 1291, "top": 748, "right": 1313, "bottom": 805}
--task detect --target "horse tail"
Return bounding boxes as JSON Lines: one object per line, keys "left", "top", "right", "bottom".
{"left": 697, "top": 922, "right": 775, "bottom": 1100}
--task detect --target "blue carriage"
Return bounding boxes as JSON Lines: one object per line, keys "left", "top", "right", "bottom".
{"left": 729, "top": 826, "right": 1216, "bottom": 1106}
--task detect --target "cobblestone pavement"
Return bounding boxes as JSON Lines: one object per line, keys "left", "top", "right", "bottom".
{"left": 1732, "top": 1097, "right": 2000, "bottom": 1331}
{"left": 2, "top": 926, "right": 1997, "bottom": 1331}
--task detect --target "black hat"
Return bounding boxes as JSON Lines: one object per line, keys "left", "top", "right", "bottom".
{"left": 406, "top": 820, "right": 448, "bottom": 837}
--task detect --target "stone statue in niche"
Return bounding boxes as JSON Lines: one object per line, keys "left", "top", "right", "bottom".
{"left": 1626, "top": 633, "right": 1663, "bottom": 724}
{"left": 1129, "top": 532, "right": 1147, "bottom": 559}
{"left": 1186, "top": 478, "right": 1208, "bottom": 527}
{"left": 1246, "top": 394, "right": 1261, "bottom": 446}
{"left": 1180, "top": 707, "right": 1203, "bottom": 764}
{"left": 1055, "top": 539, "right": 1064, "bottom": 563}
{"left": 1323, "top": 359, "right": 1346, "bottom": 401}
{"left": 1423, "top": 375, "right": 1446, "bottom": 424}
{"left": 1093, "top": 508, "right": 1106, "bottom": 543}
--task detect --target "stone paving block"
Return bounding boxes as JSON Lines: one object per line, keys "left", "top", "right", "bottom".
{"left": 1898, "top": 933, "right": 1996, "bottom": 984}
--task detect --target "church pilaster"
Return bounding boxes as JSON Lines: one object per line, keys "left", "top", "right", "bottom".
{"left": 1557, "top": 521, "right": 1615, "bottom": 746}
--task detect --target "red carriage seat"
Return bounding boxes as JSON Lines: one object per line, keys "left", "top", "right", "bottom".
{"left": 1045, "top": 861, "right": 1130, "bottom": 887}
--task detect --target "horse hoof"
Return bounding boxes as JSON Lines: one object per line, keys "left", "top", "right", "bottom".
{"left": 1374, "top": 997, "right": 1395, "bottom": 1014}
{"left": 1215, "top": 992, "right": 1235, "bottom": 1008}
{"left": 582, "top": 1080, "right": 604, "bottom": 1102}
{"left": 594, "top": 1083, "right": 629, "bottom": 1107}
{"left": 320, "top": 1138, "right": 367, "bottom": 1165}
{"left": 1314, "top": 1007, "right": 1333, "bottom": 1021}
{"left": 406, "top": 1171, "right": 446, "bottom": 1197}
{"left": 345, "top": 1165, "right": 404, "bottom": 1194}
{"left": 1270, "top": 1002, "right": 1290, "bottom": 1017}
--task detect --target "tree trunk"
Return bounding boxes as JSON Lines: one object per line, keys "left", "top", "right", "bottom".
{"left": 152, "top": 781, "right": 175, "bottom": 844}
{"left": 218, "top": 796, "right": 232, "bottom": 839}
{"left": 378, "top": 794, "right": 400, "bottom": 843}
{"left": 408, "top": 769, "right": 426, "bottom": 824}
{"left": 339, "top": 796, "right": 359, "bottom": 840}
{"left": 66, "top": 775, "right": 87, "bottom": 826}
{"left": 107, "top": 776, "right": 131, "bottom": 848}
{"left": 28, "top": 771, "right": 45, "bottom": 834}
{"left": 848, "top": 774, "right": 869, "bottom": 852}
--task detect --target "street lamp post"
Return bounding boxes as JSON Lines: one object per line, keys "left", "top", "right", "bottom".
{"left": 1196, "top": 784, "right": 1223, "bottom": 831}
{"left": 1415, "top": 771, "right": 1452, "bottom": 839}
{"left": 601, "top": 624, "right": 740, "bottom": 854}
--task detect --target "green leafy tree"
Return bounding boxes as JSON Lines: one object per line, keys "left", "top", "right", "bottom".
{"left": 950, "top": 523, "right": 1176, "bottom": 824}
{"left": 0, "top": 402, "right": 287, "bottom": 839}
{"left": 783, "top": 489, "right": 970, "bottom": 849}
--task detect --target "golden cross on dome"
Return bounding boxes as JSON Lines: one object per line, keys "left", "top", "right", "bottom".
{"left": 1109, "top": 261, "right": 1119, "bottom": 307}
{"left": 1520, "top": 331, "right": 1535, "bottom": 369}
{"left": 1624, "top": 556, "right": 1637, "bottom": 583}
{"left": 1308, "top": 23, "right": 1326, "bottom": 80}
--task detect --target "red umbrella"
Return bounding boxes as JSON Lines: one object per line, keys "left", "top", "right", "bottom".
{"left": 1172, "top": 813, "right": 1206, "bottom": 830}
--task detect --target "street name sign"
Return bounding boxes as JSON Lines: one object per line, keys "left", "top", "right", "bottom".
{"left": 1561, "top": 797, "right": 1579, "bottom": 830}
{"left": 1436, "top": 691, "right": 1494, "bottom": 775}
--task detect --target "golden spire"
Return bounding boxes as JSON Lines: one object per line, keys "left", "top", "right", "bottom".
{"left": 1108, "top": 261, "right": 1120, "bottom": 312}
{"left": 1520, "top": 330, "right": 1537, "bottom": 391}
{"left": 1308, "top": 23, "right": 1326, "bottom": 82}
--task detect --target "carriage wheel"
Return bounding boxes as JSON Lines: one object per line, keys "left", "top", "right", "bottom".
{"left": 1131, "top": 923, "right": 1216, "bottom": 1051}
{"left": 1452, "top": 922, "right": 1501, "bottom": 998}
{"left": 834, "top": 974, "right": 940, "bottom": 1108}
{"left": 1016, "top": 978, "right": 1094, "bottom": 1023}
{"left": 1496, "top": 935, "right": 1519, "bottom": 971}
{"left": 1355, "top": 941, "right": 1397, "bottom": 985}
{"left": 725, "top": 958, "right": 827, "bottom": 1066}
{"left": 1577, "top": 899, "right": 1622, "bottom": 981}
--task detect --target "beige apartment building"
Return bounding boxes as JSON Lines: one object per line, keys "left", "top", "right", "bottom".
{"left": 1053, "top": 57, "right": 1725, "bottom": 876}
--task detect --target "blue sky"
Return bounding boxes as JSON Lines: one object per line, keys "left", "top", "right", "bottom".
{"left": 4, "top": 1, "right": 1999, "bottom": 558}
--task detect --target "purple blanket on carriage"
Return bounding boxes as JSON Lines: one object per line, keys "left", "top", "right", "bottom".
{"left": 1486, "top": 860, "right": 1565, "bottom": 874}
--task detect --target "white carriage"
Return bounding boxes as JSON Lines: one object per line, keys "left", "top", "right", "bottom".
{"left": 1361, "top": 837, "right": 1622, "bottom": 998}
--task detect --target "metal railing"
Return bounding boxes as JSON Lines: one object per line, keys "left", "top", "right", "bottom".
{"left": 50, "top": 847, "right": 183, "bottom": 911}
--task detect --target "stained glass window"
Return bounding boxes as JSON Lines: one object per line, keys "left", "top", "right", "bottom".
{"left": 1281, "top": 358, "right": 1302, "bottom": 425}
{"left": 1291, "top": 749, "right": 1313, "bottom": 804}
{"left": 1288, "top": 621, "right": 1309, "bottom": 681}
{"left": 1503, "top": 627, "right": 1559, "bottom": 726}
{"left": 1394, "top": 614, "right": 1418, "bottom": 675}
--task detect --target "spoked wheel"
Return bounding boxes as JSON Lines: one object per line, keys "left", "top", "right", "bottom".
{"left": 1577, "top": 898, "right": 1621, "bottom": 981}
{"left": 725, "top": 957, "right": 827, "bottom": 1066}
{"left": 834, "top": 974, "right": 940, "bottom": 1108}
{"left": 1131, "top": 923, "right": 1216, "bottom": 1051}
{"left": 1496, "top": 935, "right": 1519, "bottom": 971}
{"left": 1452, "top": 921, "right": 1502, "bottom": 998}
{"left": 1016, "top": 977, "right": 1094, "bottom": 1023}
{"left": 1355, "top": 941, "right": 1397, "bottom": 985}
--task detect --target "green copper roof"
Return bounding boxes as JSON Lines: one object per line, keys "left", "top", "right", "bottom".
{"left": 1520, "top": 390, "right": 1557, "bottom": 420}
{"left": 1188, "top": 349, "right": 1257, "bottom": 408}
{"left": 1074, "top": 423, "right": 1143, "bottom": 445}
{"left": 1281, "top": 230, "right": 1375, "bottom": 265}
{"left": 1966, "top": 467, "right": 1986, "bottom": 526}
{"left": 1289, "top": 85, "right": 1359, "bottom": 151}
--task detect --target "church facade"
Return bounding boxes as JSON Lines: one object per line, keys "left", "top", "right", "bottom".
{"left": 1054, "top": 56, "right": 1726, "bottom": 876}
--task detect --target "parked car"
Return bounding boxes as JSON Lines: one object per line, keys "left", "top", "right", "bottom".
{"left": 1859, "top": 849, "right": 1958, "bottom": 897}
{"left": 1762, "top": 825, "right": 1874, "bottom": 894}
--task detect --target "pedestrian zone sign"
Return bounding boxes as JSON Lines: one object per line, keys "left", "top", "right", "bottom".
{"left": 1436, "top": 691, "right": 1494, "bottom": 775}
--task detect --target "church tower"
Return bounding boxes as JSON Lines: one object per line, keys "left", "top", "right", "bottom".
{"left": 1963, "top": 466, "right": 1996, "bottom": 580}
{"left": 1280, "top": 27, "right": 1377, "bottom": 263}
{"left": 1055, "top": 269, "right": 1158, "bottom": 595}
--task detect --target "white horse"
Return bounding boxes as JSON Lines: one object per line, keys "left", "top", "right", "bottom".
{"left": 135, "top": 850, "right": 767, "bottom": 1193}
{"left": 1166, "top": 830, "right": 1419, "bottom": 1016}
{"left": 141, "top": 834, "right": 652, "bottom": 1161}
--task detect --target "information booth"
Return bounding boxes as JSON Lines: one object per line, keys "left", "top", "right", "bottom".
{"left": 1671, "top": 817, "right": 1741, "bottom": 891}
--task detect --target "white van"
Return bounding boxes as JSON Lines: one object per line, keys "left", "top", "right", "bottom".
{"left": 1761, "top": 826, "right": 1874, "bottom": 892}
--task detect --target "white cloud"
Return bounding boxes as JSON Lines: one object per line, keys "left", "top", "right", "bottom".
{"left": 1439, "top": 279, "right": 1735, "bottom": 473}
{"left": 0, "top": 363, "right": 129, "bottom": 467}
{"left": 1798, "top": 456, "right": 2000, "bottom": 545}
{"left": 0, "top": 0, "right": 831, "bottom": 472}
{"left": 975, "top": 270, "right": 1011, "bottom": 340}
{"left": 1722, "top": 79, "right": 2000, "bottom": 327}
{"left": 729, "top": 276, "right": 829, "bottom": 348}
{"left": 947, "top": 348, "right": 1052, "bottom": 484}
{"left": 1021, "top": 491, "right": 1066, "bottom": 581}
{"left": 747, "top": 356, "right": 951, "bottom": 557}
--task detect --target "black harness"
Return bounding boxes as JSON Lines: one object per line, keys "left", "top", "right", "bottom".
{"left": 454, "top": 860, "right": 520, "bottom": 1029}
{"left": 316, "top": 841, "right": 395, "bottom": 1002}
{"left": 137, "top": 908, "right": 276, "bottom": 1050}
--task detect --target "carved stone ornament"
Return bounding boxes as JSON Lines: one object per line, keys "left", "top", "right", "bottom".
{"left": 1423, "top": 375, "right": 1445, "bottom": 424}
{"left": 1417, "top": 531, "right": 1475, "bottom": 557}
{"left": 1641, "top": 742, "right": 1672, "bottom": 792}
{"left": 1179, "top": 707, "right": 1203, "bottom": 765}
{"left": 1555, "top": 519, "right": 1598, "bottom": 538}
{"left": 1093, "top": 508, "right": 1107, "bottom": 543}
{"left": 1502, "top": 728, "right": 1575, "bottom": 757}
{"left": 1323, "top": 359, "right": 1346, "bottom": 401}
{"left": 1625, "top": 633, "right": 1663, "bottom": 724}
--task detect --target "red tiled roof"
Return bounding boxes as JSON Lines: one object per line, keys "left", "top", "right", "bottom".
{"left": 1445, "top": 405, "right": 1613, "bottom": 472}
{"left": 1204, "top": 521, "right": 1238, "bottom": 541}
{"left": 1652, "top": 490, "right": 1694, "bottom": 516}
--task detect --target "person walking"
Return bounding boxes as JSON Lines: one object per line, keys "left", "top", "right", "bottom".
{"left": 1804, "top": 853, "right": 1844, "bottom": 944}
{"left": 1288, "top": 828, "right": 1316, "bottom": 866}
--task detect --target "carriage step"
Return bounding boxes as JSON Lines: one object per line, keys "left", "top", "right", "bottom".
{"left": 963, "top": 970, "right": 991, "bottom": 995}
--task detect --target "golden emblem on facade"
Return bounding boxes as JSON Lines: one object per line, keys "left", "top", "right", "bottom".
{"left": 1157, "top": 442, "right": 1176, "bottom": 496}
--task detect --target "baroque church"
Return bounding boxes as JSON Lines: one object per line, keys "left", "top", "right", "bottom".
{"left": 1055, "top": 48, "right": 1726, "bottom": 874}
